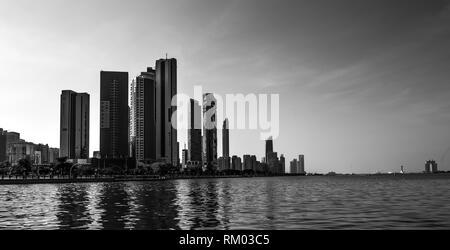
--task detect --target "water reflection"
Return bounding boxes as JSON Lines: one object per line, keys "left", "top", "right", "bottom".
{"left": 56, "top": 184, "right": 93, "bottom": 229}
{"left": 1, "top": 175, "right": 450, "bottom": 229}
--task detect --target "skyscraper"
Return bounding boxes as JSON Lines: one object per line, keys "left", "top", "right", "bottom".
{"left": 155, "top": 58, "right": 178, "bottom": 165}
{"left": 188, "top": 99, "right": 202, "bottom": 163}
{"left": 130, "top": 68, "right": 157, "bottom": 162}
{"left": 290, "top": 159, "right": 298, "bottom": 174}
{"left": 232, "top": 155, "right": 242, "bottom": 171}
{"left": 280, "top": 154, "right": 286, "bottom": 174}
{"left": 60, "top": 90, "right": 90, "bottom": 159}
{"left": 222, "top": 118, "right": 230, "bottom": 170}
{"left": 203, "top": 93, "right": 217, "bottom": 170}
{"left": 265, "top": 136, "right": 273, "bottom": 163}
{"left": 298, "top": 155, "right": 305, "bottom": 174}
{"left": 100, "top": 71, "right": 129, "bottom": 159}
{"left": 223, "top": 119, "right": 230, "bottom": 158}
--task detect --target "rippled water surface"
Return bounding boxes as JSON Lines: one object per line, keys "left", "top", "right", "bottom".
{"left": 1, "top": 175, "right": 450, "bottom": 230}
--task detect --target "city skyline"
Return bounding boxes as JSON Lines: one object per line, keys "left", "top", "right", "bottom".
{"left": 1, "top": 0, "right": 450, "bottom": 173}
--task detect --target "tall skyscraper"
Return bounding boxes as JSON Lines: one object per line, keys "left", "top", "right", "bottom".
{"left": 155, "top": 58, "right": 178, "bottom": 165}
{"left": 280, "top": 154, "right": 286, "bottom": 174}
{"left": 265, "top": 136, "right": 273, "bottom": 163}
{"left": 232, "top": 155, "right": 242, "bottom": 171}
{"left": 222, "top": 118, "right": 230, "bottom": 170}
{"left": 100, "top": 71, "right": 129, "bottom": 159}
{"left": 298, "top": 155, "right": 305, "bottom": 174}
{"left": 60, "top": 90, "right": 90, "bottom": 159}
{"left": 203, "top": 93, "right": 217, "bottom": 170}
{"left": 290, "top": 159, "right": 298, "bottom": 174}
{"left": 182, "top": 146, "right": 188, "bottom": 169}
{"left": 223, "top": 119, "right": 230, "bottom": 158}
{"left": 188, "top": 99, "right": 202, "bottom": 163}
{"left": 130, "top": 68, "right": 157, "bottom": 162}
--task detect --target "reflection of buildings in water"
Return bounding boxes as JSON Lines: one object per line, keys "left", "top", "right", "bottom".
{"left": 132, "top": 181, "right": 180, "bottom": 230}
{"left": 55, "top": 184, "right": 93, "bottom": 229}
{"left": 264, "top": 179, "right": 277, "bottom": 230}
{"left": 216, "top": 180, "right": 232, "bottom": 230}
{"left": 174, "top": 180, "right": 195, "bottom": 230}
{"left": 186, "top": 180, "right": 221, "bottom": 230}
{"left": 97, "top": 183, "right": 132, "bottom": 230}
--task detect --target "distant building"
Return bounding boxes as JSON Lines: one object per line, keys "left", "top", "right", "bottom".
{"left": 251, "top": 155, "right": 257, "bottom": 171}
{"left": 290, "top": 159, "right": 298, "bottom": 174}
{"left": 8, "top": 140, "right": 36, "bottom": 165}
{"left": 203, "top": 93, "right": 217, "bottom": 170}
{"left": 155, "top": 58, "right": 178, "bottom": 166}
{"left": 232, "top": 156, "right": 242, "bottom": 171}
{"left": 188, "top": 99, "right": 202, "bottom": 163}
{"left": 280, "top": 154, "right": 286, "bottom": 174}
{"left": 49, "top": 148, "right": 59, "bottom": 164}
{"left": 130, "top": 68, "right": 157, "bottom": 163}
{"left": 223, "top": 119, "right": 230, "bottom": 158}
{"left": 265, "top": 137, "right": 273, "bottom": 164}
{"left": 298, "top": 155, "right": 305, "bottom": 174}
{"left": 0, "top": 129, "right": 20, "bottom": 163}
{"left": 100, "top": 71, "right": 129, "bottom": 159}
{"left": 242, "top": 155, "right": 250, "bottom": 171}
{"left": 182, "top": 147, "right": 189, "bottom": 169}
{"left": 60, "top": 90, "right": 90, "bottom": 160}
{"left": 425, "top": 160, "right": 438, "bottom": 173}
{"left": 267, "top": 152, "right": 280, "bottom": 173}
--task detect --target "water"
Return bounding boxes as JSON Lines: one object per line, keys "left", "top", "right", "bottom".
{"left": 0, "top": 175, "right": 449, "bottom": 230}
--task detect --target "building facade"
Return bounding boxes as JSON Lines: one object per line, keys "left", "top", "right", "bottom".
{"left": 130, "top": 68, "right": 157, "bottom": 163}
{"left": 60, "top": 90, "right": 90, "bottom": 160}
{"left": 155, "top": 58, "right": 178, "bottom": 165}
{"left": 203, "top": 93, "right": 217, "bottom": 170}
{"left": 188, "top": 99, "right": 202, "bottom": 163}
{"left": 265, "top": 136, "right": 273, "bottom": 163}
{"left": 298, "top": 155, "right": 305, "bottom": 174}
{"left": 100, "top": 71, "right": 129, "bottom": 159}
{"left": 232, "top": 156, "right": 242, "bottom": 171}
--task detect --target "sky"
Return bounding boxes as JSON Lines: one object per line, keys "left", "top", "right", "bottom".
{"left": 1, "top": 0, "right": 450, "bottom": 174}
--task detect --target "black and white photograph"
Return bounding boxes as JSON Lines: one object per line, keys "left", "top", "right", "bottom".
{"left": 0, "top": 0, "right": 449, "bottom": 246}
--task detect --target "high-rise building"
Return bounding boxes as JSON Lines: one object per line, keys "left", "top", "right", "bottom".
{"left": 265, "top": 136, "right": 273, "bottom": 163}
{"left": 0, "top": 129, "right": 6, "bottom": 162}
{"left": 290, "top": 159, "right": 298, "bottom": 174}
{"left": 243, "top": 155, "right": 252, "bottom": 171}
{"left": 155, "top": 58, "right": 178, "bottom": 165}
{"left": 130, "top": 68, "right": 157, "bottom": 162}
{"left": 188, "top": 99, "right": 202, "bottom": 163}
{"left": 425, "top": 160, "right": 438, "bottom": 173}
{"left": 222, "top": 118, "right": 230, "bottom": 170}
{"left": 267, "top": 152, "right": 279, "bottom": 173}
{"left": 280, "top": 154, "right": 286, "bottom": 174}
{"left": 223, "top": 119, "right": 229, "bottom": 158}
{"left": 60, "top": 90, "right": 90, "bottom": 160}
{"left": 100, "top": 71, "right": 129, "bottom": 159}
{"left": 203, "top": 93, "right": 217, "bottom": 170}
{"left": 232, "top": 155, "right": 242, "bottom": 171}
{"left": 182, "top": 146, "right": 188, "bottom": 169}
{"left": 298, "top": 155, "right": 305, "bottom": 174}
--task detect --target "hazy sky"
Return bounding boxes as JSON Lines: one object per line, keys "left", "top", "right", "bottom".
{"left": 1, "top": 0, "right": 449, "bottom": 173}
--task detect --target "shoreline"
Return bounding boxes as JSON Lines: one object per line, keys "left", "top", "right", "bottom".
{"left": 0, "top": 174, "right": 305, "bottom": 185}
{"left": 0, "top": 172, "right": 448, "bottom": 185}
